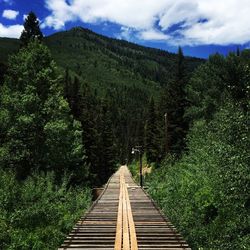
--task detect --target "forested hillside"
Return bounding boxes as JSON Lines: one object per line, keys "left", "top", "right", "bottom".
{"left": 0, "top": 27, "right": 203, "bottom": 163}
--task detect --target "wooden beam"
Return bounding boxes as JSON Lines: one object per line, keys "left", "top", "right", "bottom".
{"left": 114, "top": 174, "right": 123, "bottom": 250}
{"left": 124, "top": 179, "right": 138, "bottom": 250}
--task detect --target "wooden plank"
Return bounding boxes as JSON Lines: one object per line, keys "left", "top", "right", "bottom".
{"left": 122, "top": 173, "right": 130, "bottom": 250}
{"left": 58, "top": 166, "right": 190, "bottom": 250}
{"left": 124, "top": 172, "right": 138, "bottom": 250}
{"left": 114, "top": 173, "right": 123, "bottom": 250}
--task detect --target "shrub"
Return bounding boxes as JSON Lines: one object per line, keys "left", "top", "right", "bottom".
{"left": 147, "top": 100, "right": 249, "bottom": 249}
{"left": 0, "top": 169, "right": 91, "bottom": 249}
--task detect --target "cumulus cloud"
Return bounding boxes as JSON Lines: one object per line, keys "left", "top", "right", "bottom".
{"left": 138, "top": 29, "right": 170, "bottom": 41}
{"left": 43, "top": 0, "right": 250, "bottom": 46}
{"left": 0, "top": 23, "right": 22, "bottom": 38}
{"left": 116, "top": 27, "right": 135, "bottom": 41}
{"left": 2, "top": 9, "right": 19, "bottom": 20}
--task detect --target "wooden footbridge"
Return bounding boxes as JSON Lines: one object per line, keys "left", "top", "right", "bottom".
{"left": 59, "top": 166, "right": 190, "bottom": 250}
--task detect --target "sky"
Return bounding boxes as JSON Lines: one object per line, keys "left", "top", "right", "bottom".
{"left": 0, "top": 0, "right": 250, "bottom": 59}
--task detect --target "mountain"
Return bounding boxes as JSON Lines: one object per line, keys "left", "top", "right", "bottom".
{"left": 0, "top": 27, "right": 204, "bottom": 161}
{"left": 0, "top": 27, "right": 203, "bottom": 86}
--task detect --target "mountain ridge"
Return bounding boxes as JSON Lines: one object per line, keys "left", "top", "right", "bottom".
{"left": 0, "top": 26, "right": 204, "bottom": 75}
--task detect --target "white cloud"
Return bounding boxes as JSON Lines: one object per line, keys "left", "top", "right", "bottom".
{"left": 23, "top": 14, "right": 27, "bottom": 21}
{"left": 2, "top": 9, "right": 19, "bottom": 20}
{"left": 0, "top": 23, "right": 22, "bottom": 38}
{"left": 43, "top": 0, "right": 250, "bottom": 46}
{"left": 138, "top": 29, "right": 170, "bottom": 41}
{"left": 43, "top": 0, "right": 166, "bottom": 30}
{"left": 43, "top": 0, "right": 75, "bottom": 29}
{"left": 116, "top": 27, "right": 134, "bottom": 41}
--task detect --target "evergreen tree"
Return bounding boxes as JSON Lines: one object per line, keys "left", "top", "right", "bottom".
{"left": 20, "top": 12, "right": 43, "bottom": 47}
{"left": 63, "top": 72, "right": 117, "bottom": 186}
{"left": 70, "top": 76, "right": 81, "bottom": 117}
{"left": 63, "top": 68, "right": 71, "bottom": 100}
{"left": 177, "top": 46, "right": 185, "bottom": 80}
{"left": 64, "top": 73, "right": 82, "bottom": 119}
{"left": 0, "top": 62, "right": 7, "bottom": 85}
{"left": 96, "top": 102, "right": 117, "bottom": 185}
{"left": 172, "top": 46, "right": 189, "bottom": 153}
{"left": 0, "top": 41, "right": 87, "bottom": 181}
{"left": 159, "top": 47, "right": 188, "bottom": 155}
{"left": 78, "top": 83, "right": 100, "bottom": 185}
{"left": 145, "top": 97, "right": 160, "bottom": 163}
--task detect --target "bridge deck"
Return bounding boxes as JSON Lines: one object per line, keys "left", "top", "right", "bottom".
{"left": 59, "top": 166, "right": 190, "bottom": 250}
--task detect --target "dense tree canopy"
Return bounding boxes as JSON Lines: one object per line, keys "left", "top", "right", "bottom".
{"left": 147, "top": 46, "right": 189, "bottom": 161}
{"left": 0, "top": 41, "right": 88, "bottom": 182}
{"left": 146, "top": 49, "right": 250, "bottom": 250}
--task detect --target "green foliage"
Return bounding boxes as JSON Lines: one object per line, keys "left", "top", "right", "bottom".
{"left": 147, "top": 101, "right": 249, "bottom": 249}
{"left": 0, "top": 41, "right": 88, "bottom": 181}
{"left": 147, "top": 50, "right": 250, "bottom": 249}
{"left": 187, "top": 53, "right": 228, "bottom": 120}
{"left": 20, "top": 12, "right": 43, "bottom": 47}
{"left": 128, "top": 160, "right": 139, "bottom": 180}
{"left": 187, "top": 51, "right": 250, "bottom": 121}
{"left": 128, "top": 154, "right": 148, "bottom": 184}
{"left": 0, "top": 169, "right": 91, "bottom": 250}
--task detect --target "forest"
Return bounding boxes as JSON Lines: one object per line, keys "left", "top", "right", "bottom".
{"left": 0, "top": 12, "right": 249, "bottom": 249}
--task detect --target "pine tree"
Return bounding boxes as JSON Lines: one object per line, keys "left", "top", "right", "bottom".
{"left": 0, "top": 62, "right": 7, "bottom": 86}
{"left": 177, "top": 46, "right": 185, "bottom": 80}
{"left": 78, "top": 83, "right": 100, "bottom": 185}
{"left": 64, "top": 68, "right": 71, "bottom": 100}
{"left": 71, "top": 76, "right": 81, "bottom": 118}
{"left": 145, "top": 97, "right": 160, "bottom": 163}
{"left": 159, "top": 46, "right": 188, "bottom": 155}
{"left": 20, "top": 12, "right": 43, "bottom": 47}
{"left": 63, "top": 74, "right": 117, "bottom": 186}
{"left": 96, "top": 102, "right": 117, "bottom": 185}
{"left": 0, "top": 41, "right": 88, "bottom": 181}
{"left": 172, "top": 46, "right": 188, "bottom": 153}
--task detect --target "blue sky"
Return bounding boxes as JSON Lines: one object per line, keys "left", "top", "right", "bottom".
{"left": 0, "top": 0, "right": 249, "bottom": 59}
